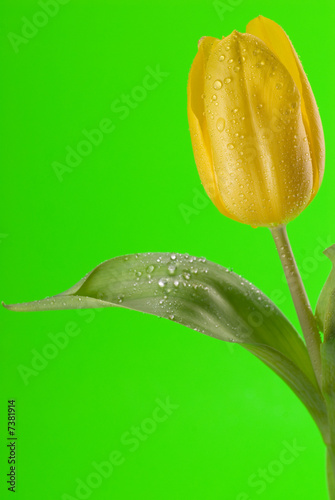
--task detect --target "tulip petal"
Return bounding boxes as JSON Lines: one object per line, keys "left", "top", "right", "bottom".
{"left": 187, "top": 37, "right": 241, "bottom": 222}
{"left": 202, "top": 32, "right": 313, "bottom": 226}
{"left": 247, "top": 16, "right": 325, "bottom": 199}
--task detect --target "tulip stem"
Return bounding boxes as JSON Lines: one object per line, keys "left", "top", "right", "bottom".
{"left": 270, "top": 225, "right": 322, "bottom": 389}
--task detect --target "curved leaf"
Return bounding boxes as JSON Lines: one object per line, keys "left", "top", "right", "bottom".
{"left": 4, "top": 252, "right": 328, "bottom": 438}
{"left": 316, "top": 244, "right": 335, "bottom": 336}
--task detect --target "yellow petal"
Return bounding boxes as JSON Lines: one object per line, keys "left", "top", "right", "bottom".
{"left": 247, "top": 16, "right": 325, "bottom": 200}
{"left": 187, "top": 36, "right": 241, "bottom": 222}
{"left": 202, "top": 31, "right": 313, "bottom": 227}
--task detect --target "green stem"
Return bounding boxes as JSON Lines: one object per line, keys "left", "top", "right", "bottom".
{"left": 327, "top": 445, "right": 335, "bottom": 500}
{"left": 270, "top": 225, "right": 322, "bottom": 389}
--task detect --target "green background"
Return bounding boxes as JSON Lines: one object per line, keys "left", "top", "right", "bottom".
{"left": 1, "top": 0, "right": 335, "bottom": 498}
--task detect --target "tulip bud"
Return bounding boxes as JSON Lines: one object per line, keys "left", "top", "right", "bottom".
{"left": 187, "top": 16, "right": 325, "bottom": 227}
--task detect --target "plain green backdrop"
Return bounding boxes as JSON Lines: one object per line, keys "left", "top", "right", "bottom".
{"left": 1, "top": 0, "right": 335, "bottom": 498}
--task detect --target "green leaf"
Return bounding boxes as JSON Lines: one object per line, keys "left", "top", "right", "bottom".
{"left": 4, "top": 252, "right": 328, "bottom": 438}
{"left": 321, "top": 338, "right": 335, "bottom": 442}
{"left": 316, "top": 244, "right": 335, "bottom": 336}
{"left": 321, "top": 292, "right": 335, "bottom": 446}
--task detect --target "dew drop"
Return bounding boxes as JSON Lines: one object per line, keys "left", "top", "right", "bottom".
{"left": 276, "top": 83, "right": 283, "bottom": 90}
{"left": 170, "top": 253, "right": 177, "bottom": 260}
{"left": 216, "top": 117, "right": 225, "bottom": 132}
{"left": 228, "top": 58, "right": 234, "bottom": 63}
{"left": 168, "top": 264, "right": 176, "bottom": 275}
{"left": 224, "top": 77, "right": 232, "bottom": 84}
{"left": 219, "top": 55, "right": 225, "bottom": 61}
{"left": 158, "top": 278, "right": 167, "bottom": 288}
{"left": 233, "top": 66, "right": 240, "bottom": 72}
{"left": 146, "top": 265, "right": 154, "bottom": 273}
{"left": 213, "top": 79, "right": 223, "bottom": 90}
{"left": 227, "top": 143, "right": 235, "bottom": 150}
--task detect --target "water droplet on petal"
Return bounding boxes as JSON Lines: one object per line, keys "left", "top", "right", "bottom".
{"left": 224, "top": 77, "right": 232, "bottom": 84}
{"left": 227, "top": 143, "right": 235, "bottom": 150}
{"left": 213, "top": 80, "right": 223, "bottom": 90}
{"left": 219, "top": 55, "right": 225, "bottom": 61}
{"left": 216, "top": 117, "right": 225, "bottom": 132}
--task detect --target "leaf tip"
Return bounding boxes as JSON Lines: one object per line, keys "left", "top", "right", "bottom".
{"left": 2, "top": 301, "right": 20, "bottom": 311}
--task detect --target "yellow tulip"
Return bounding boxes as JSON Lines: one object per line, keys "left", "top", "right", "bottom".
{"left": 187, "top": 16, "right": 325, "bottom": 227}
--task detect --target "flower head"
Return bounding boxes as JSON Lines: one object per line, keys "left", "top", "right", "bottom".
{"left": 187, "top": 16, "right": 325, "bottom": 227}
